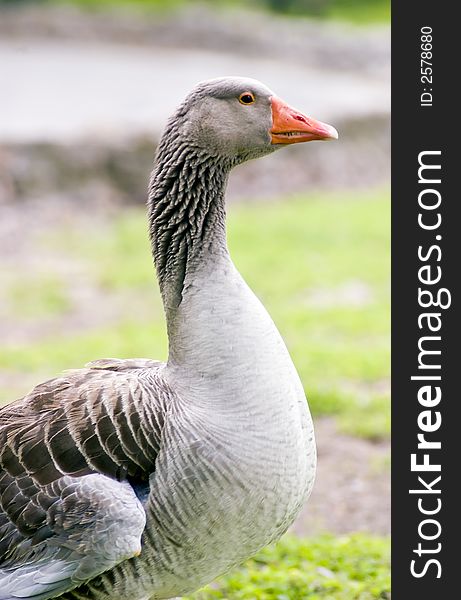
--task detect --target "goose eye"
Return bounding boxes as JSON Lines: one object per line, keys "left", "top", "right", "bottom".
{"left": 239, "top": 92, "right": 255, "bottom": 105}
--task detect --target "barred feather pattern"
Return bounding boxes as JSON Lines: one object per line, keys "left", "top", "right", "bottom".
{"left": 0, "top": 359, "right": 170, "bottom": 596}
{"left": 148, "top": 143, "right": 232, "bottom": 313}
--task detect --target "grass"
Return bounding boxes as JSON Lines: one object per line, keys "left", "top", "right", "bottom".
{"left": 326, "top": 0, "right": 390, "bottom": 24}
{"left": 0, "top": 189, "right": 390, "bottom": 439}
{"left": 41, "top": 0, "right": 390, "bottom": 24}
{"left": 186, "top": 533, "right": 390, "bottom": 599}
{"left": 6, "top": 274, "right": 71, "bottom": 318}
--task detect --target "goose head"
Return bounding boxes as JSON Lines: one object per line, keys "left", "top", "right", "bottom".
{"left": 169, "top": 76, "right": 338, "bottom": 162}
{"left": 150, "top": 77, "right": 338, "bottom": 307}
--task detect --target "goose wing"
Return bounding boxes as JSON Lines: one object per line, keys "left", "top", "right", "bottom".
{"left": 0, "top": 473, "right": 146, "bottom": 600}
{"left": 0, "top": 358, "right": 171, "bottom": 598}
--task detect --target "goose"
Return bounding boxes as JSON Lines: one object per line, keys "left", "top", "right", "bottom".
{"left": 0, "top": 77, "right": 338, "bottom": 600}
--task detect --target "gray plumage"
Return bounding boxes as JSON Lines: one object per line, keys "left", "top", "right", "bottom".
{"left": 0, "top": 77, "right": 337, "bottom": 599}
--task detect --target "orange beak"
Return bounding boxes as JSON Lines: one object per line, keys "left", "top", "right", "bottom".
{"left": 270, "top": 96, "right": 338, "bottom": 145}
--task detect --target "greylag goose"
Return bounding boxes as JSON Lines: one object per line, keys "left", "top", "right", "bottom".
{"left": 0, "top": 77, "right": 338, "bottom": 600}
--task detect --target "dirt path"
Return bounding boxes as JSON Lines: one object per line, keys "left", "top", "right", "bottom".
{"left": 295, "top": 418, "right": 390, "bottom": 535}
{"left": 0, "top": 38, "right": 388, "bottom": 145}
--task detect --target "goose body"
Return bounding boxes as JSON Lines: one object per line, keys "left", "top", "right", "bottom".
{"left": 0, "top": 77, "right": 337, "bottom": 599}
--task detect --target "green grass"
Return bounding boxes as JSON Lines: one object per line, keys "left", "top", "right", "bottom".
{"left": 6, "top": 274, "right": 71, "bottom": 318}
{"left": 338, "top": 395, "right": 390, "bottom": 441}
{"left": 186, "top": 533, "right": 390, "bottom": 599}
{"left": 42, "top": 0, "right": 390, "bottom": 24}
{"left": 326, "top": 0, "right": 390, "bottom": 24}
{"left": 0, "top": 189, "right": 390, "bottom": 438}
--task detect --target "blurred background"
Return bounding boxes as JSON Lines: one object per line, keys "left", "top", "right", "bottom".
{"left": 0, "top": 1, "right": 390, "bottom": 598}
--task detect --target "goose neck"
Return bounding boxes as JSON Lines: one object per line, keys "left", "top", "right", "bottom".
{"left": 148, "top": 144, "right": 232, "bottom": 317}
